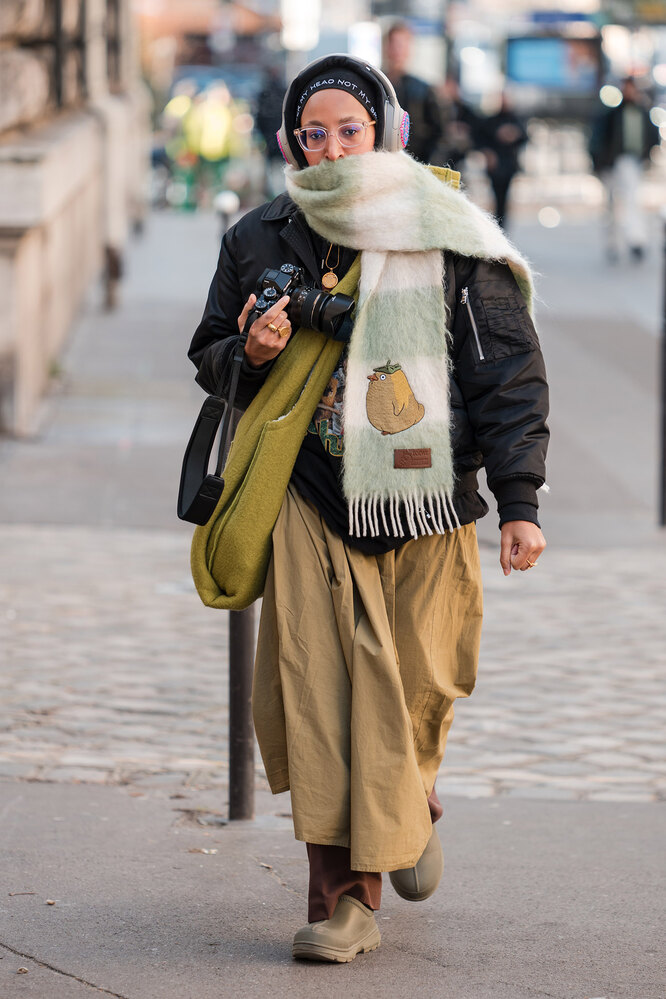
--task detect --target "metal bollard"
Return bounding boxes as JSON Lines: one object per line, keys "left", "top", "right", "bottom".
{"left": 229, "top": 605, "right": 256, "bottom": 820}
{"left": 659, "top": 209, "right": 666, "bottom": 527}
{"left": 227, "top": 407, "right": 256, "bottom": 820}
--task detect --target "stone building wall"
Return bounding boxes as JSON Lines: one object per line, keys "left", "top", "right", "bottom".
{"left": 0, "top": 0, "right": 150, "bottom": 436}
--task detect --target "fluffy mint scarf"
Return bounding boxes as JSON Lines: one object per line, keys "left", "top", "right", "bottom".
{"left": 285, "top": 150, "right": 533, "bottom": 539}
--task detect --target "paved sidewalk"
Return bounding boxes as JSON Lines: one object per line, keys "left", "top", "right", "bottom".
{"left": 1, "top": 208, "right": 665, "bottom": 997}
{"left": 1, "top": 781, "right": 663, "bottom": 999}
{"left": 1, "top": 524, "right": 664, "bottom": 805}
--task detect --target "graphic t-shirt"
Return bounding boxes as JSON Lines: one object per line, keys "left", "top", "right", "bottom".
{"left": 309, "top": 353, "right": 346, "bottom": 456}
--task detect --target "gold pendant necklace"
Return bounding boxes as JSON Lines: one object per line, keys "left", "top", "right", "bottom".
{"left": 322, "top": 242, "right": 340, "bottom": 290}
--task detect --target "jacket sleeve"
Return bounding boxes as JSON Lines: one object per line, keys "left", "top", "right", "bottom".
{"left": 451, "top": 255, "right": 549, "bottom": 527}
{"left": 187, "top": 224, "right": 276, "bottom": 408}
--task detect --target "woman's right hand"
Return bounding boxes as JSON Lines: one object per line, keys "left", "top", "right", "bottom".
{"left": 238, "top": 293, "right": 292, "bottom": 368}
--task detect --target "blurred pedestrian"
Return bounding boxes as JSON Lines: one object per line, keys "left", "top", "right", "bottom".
{"left": 479, "top": 93, "right": 528, "bottom": 229}
{"left": 384, "top": 21, "right": 443, "bottom": 163}
{"left": 589, "top": 77, "right": 660, "bottom": 262}
{"left": 255, "top": 65, "right": 287, "bottom": 198}
{"left": 182, "top": 84, "right": 234, "bottom": 206}
{"left": 437, "top": 75, "right": 481, "bottom": 171}
{"left": 189, "top": 53, "right": 548, "bottom": 963}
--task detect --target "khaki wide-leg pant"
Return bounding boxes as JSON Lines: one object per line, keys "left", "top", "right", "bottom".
{"left": 252, "top": 485, "right": 483, "bottom": 874}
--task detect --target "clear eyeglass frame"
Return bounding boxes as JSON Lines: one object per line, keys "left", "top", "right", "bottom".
{"left": 293, "top": 121, "right": 376, "bottom": 151}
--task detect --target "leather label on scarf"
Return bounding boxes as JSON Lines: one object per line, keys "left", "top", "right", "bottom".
{"left": 394, "top": 448, "right": 432, "bottom": 469}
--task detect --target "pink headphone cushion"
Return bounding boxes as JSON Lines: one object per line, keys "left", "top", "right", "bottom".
{"left": 400, "top": 111, "right": 410, "bottom": 149}
{"left": 276, "top": 129, "right": 290, "bottom": 163}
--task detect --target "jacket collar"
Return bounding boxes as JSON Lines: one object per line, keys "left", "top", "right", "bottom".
{"left": 259, "top": 194, "right": 320, "bottom": 283}
{"left": 260, "top": 194, "right": 298, "bottom": 222}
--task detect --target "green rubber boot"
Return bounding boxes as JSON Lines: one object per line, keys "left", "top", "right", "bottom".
{"left": 389, "top": 826, "right": 444, "bottom": 901}
{"left": 292, "top": 894, "right": 381, "bottom": 963}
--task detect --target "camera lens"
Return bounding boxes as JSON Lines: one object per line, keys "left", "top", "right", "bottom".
{"left": 290, "top": 287, "right": 355, "bottom": 337}
{"left": 289, "top": 288, "right": 320, "bottom": 330}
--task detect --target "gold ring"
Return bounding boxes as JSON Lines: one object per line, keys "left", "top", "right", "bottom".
{"left": 526, "top": 559, "right": 538, "bottom": 568}
{"left": 266, "top": 323, "right": 279, "bottom": 334}
{"left": 278, "top": 326, "right": 290, "bottom": 338}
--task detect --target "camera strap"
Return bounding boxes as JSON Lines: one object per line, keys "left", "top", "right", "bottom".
{"left": 177, "top": 329, "right": 249, "bottom": 525}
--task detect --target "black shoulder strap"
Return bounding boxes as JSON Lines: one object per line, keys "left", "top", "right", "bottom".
{"left": 177, "top": 331, "right": 248, "bottom": 525}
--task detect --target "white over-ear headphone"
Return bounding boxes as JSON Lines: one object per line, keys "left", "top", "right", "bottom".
{"left": 277, "top": 53, "right": 410, "bottom": 169}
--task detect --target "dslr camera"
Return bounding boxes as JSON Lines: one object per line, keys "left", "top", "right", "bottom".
{"left": 248, "top": 264, "right": 355, "bottom": 340}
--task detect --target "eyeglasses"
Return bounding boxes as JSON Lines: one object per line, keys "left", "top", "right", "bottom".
{"left": 293, "top": 121, "right": 375, "bottom": 152}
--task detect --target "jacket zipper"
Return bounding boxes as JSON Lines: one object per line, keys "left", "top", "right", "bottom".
{"left": 460, "top": 286, "right": 485, "bottom": 362}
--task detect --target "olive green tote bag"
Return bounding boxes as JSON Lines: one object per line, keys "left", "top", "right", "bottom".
{"left": 190, "top": 257, "right": 360, "bottom": 610}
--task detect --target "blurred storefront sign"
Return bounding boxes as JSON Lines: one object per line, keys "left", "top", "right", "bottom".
{"left": 505, "top": 34, "right": 602, "bottom": 94}
{"left": 531, "top": 12, "right": 598, "bottom": 24}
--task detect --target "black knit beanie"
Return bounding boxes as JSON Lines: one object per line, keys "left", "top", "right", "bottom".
{"left": 296, "top": 69, "right": 380, "bottom": 125}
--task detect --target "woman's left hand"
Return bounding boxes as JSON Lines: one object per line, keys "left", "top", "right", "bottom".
{"left": 499, "top": 520, "right": 546, "bottom": 576}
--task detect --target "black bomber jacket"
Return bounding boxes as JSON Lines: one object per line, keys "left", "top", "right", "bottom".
{"left": 188, "top": 195, "right": 549, "bottom": 529}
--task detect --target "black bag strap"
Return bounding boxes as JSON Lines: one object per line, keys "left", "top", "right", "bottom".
{"left": 177, "top": 330, "right": 248, "bottom": 525}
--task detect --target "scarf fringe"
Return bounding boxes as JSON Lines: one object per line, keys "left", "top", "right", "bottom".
{"left": 348, "top": 491, "right": 461, "bottom": 541}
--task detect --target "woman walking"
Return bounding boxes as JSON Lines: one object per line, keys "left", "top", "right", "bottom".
{"left": 189, "top": 54, "right": 548, "bottom": 963}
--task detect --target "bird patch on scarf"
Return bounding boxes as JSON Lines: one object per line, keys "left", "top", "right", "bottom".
{"left": 365, "top": 361, "right": 425, "bottom": 436}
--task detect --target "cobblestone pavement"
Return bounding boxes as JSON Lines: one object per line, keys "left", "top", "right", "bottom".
{"left": 2, "top": 523, "right": 664, "bottom": 805}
